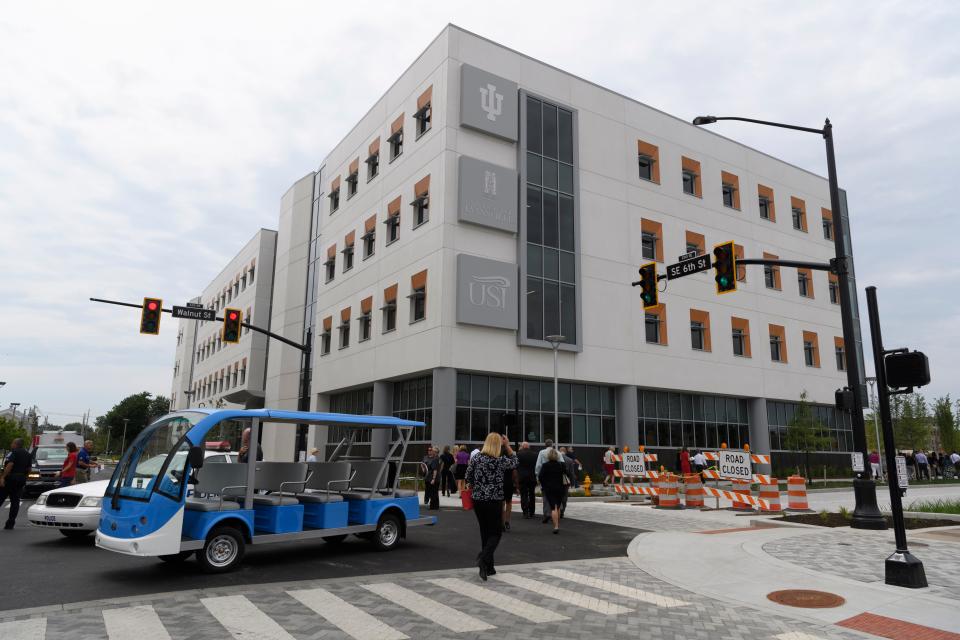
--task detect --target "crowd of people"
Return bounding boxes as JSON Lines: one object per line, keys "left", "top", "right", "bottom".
{"left": 882, "top": 449, "right": 960, "bottom": 481}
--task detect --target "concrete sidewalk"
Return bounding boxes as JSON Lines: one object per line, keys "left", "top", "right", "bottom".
{"left": 629, "top": 525, "right": 960, "bottom": 635}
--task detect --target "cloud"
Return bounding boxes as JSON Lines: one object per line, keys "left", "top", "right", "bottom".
{"left": 1, "top": 1, "right": 958, "bottom": 420}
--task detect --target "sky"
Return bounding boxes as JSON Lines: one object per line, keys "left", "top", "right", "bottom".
{"left": 1, "top": 1, "right": 958, "bottom": 425}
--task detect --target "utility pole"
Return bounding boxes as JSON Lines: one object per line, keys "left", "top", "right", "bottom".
{"left": 120, "top": 418, "right": 130, "bottom": 456}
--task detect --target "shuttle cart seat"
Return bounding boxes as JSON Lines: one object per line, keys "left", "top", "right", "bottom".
{"left": 243, "top": 462, "right": 309, "bottom": 506}
{"left": 296, "top": 462, "right": 353, "bottom": 503}
{"left": 341, "top": 460, "right": 417, "bottom": 500}
{"left": 185, "top": 464, "right": 248, "bottom": 512}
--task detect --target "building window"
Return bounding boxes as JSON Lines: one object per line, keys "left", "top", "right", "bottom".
{"left": 382, "top": 285, "right": 397, "bottom": 333}
{"left": 638, "top": 390, "right": 749, "bottom": 450}
{"left": 320, "top": 320, "right": 331, "bottom": 355}
{"left": 804, "top": 341, "right": 815, "bottom": 366}
{"left": 645, "top": 312, "right": 661, "bottom": 344}
{"left": 385, "top": 196, "right": 401, "bottom": 245}
{"left": 414, "top": 87, "right": 432, "bottom": 138}
{"left": 836, "top": 343, "right": 847, "bottom": 371}
{"left": 759, "top": 196, "right": 771, "bottom": 219}
{"left": 249, "top": 264, "right": 255, "bottom": 283}
{"left": 524, "top": 96, "right": 577, "bottom": 345}
{"left": 682, "top": 170, "right": 697, "bottom": 195}
{"left": 681, "top": 156, "right": 701, "bottom": 197}
{"left": 346, "top": 164, "right": 359, "bottom": 199}
{"left": 792, "top": 207, "right": 803, "bottom": 230}
{"left": 411, "top": 175, "right": 429, "bottom": 228}
{"left": 342, "top": 243, "right": 354, "bottom": 272}
{"left": 329, "top": 388, "right": 374, "bottom": 444}
{"left": 324, "top": 248, "right": 336, "bottom": 282}
{"left": 362, "top": 217, "right": 376, "bottom": 259}
{"left": 637, "top": 140, "right": 660, "bottom": 183}
{"left": 685, "top": 230, "right": 705, "bottom": 256}
{"left": 409, "top": 270, "right": 427, "bottom": 323}
{"left": 641, "top": 231, "right": 657, "bottom": 261}
{"left": 394, "top": 376, "right": 433, "bottom": 442}
{"left": 767, "top": 399, "right": 853, "bottom": 452}
{"left": 798, "top": 271, "right": 810, "bottom": 297}
{"left": 791, "top": 197, "right": 807, "bottom": 231}
{"left": 366, "top": 139, "right": 380, "bottom": 181}
{"left": 829, "top": 276, "right": 840, "bottom": 304}
{"left": 720, "top": 171, "right": 740, "bottom": 209}
{"left": 823, "top": 217, "right": 833, "bottom": 240}
{"left": 359, "top": 310, "right": 372, "bottom": 342}
{"left": 722, "top": 183, "right": 736, "bottom": 208}
{"left": 241, "top": 273, "right": 247, "bottom": 290}
{"left": 338, "top": 319, "right": 350, "bottom": 349}
{"left": 388, "top": 114, "right": 403, "bottom": 161}
{"left": 732, "top": 328, "right": 746, "bottom": 356}
{"left": 691, "top": 321, "right": 706, "bottom": 351}
{"left": 763, "top": 253, "right": 781, "bottom": 290}
{"left": 329, "top": 185, "right": 340, "bottom": 213}
{"left": 770, "top": 335, "right": 784, "bottom": 362}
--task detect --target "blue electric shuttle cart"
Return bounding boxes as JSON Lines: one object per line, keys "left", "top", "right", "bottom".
{"left": 96, "top": 409, "right": 436, "bottom": 572}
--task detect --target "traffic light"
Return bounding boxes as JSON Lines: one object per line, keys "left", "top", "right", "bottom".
{"left": 139, "top": 297, "right": 162, "bottom": 335}
{"left": 713, "top": 241, "right": 737, "bottom": 294}
{"left": 638, "top": 262, "right": 659, "bottom": 309}
{"left": 222, "top": 308, "right": 243, "bottom": 344}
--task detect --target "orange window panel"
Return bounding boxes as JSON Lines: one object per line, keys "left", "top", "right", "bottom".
{"left": 802, "top": 330, "right": 821, "bottom": 367}
{"left": 721, "top": 171, "right": 741, "bottom": 209}
{"left": 341, "top": 307, "right": 351, "bottom": 323}
{"left": 689, "top": 308, "right": 712, "bottom": 352}
{"left": 360, "top": 296, "right": 373, "bottom": 314}
{"left": 414, "top": 175, "right": 430, "bottom": 198}
{"left": 758, "top": 184, "right": 776, "bottom": 222}
{"left": 647, "top": 304, "right": 668, "bottom": 345}
{"left": 798, "top": 267, "right": 815, "bottom": 298}
{"left": 637, "top": 140, "right": 661, "bottom": 184}
{"left": 383, "top": 283, "right": 398, "bottom": 302}
{"left": 387, "top": 196, "right": 402, "bottom": 217}
{"left": 685, "top": 230, "right": 706, "bottom": 255}
{"left": 411, "top": 269, "right": 428, "bottom": 290}
{"left": 791, "top": 196, "right": 808, "bottom": 232}
{"left": 734, "top": 244, "right": 746, "bottom": 281}
{"left": 681, "top": 156, "right": 702, "bottom": 197}
{"left": 731, "top": 317, "right": 751, "bottom": 357}
{"left": 330, "top": 176, "right": 341, "bottom": 193}
{"left": 391, "top": 113, "right": 404, "bottom": 135}
{"left": 641, "top": 218, "right": 664, "bottom": 262}
{"left": 417, "top": 85, "right": 432, "bottom": 110}
{"left": 348, "top": 158, "right": 359, "bottom": 177}
{"left": 763, "top": 251, "right": 782, "bottom": 289}
{"left": 768, "top": 324, "right": 787, "bottom": 363}
{"left": 368, "top": 137, "right": 380, "bottom": 157}
{"left": 322, "top": 316, "right": 332, "bottom": 331}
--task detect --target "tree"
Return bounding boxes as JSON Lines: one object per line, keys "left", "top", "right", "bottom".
{"left": 783, "top": 391, "right": 833, "bottom": 477}
{"left": 0, "top": 417, "right": 29, "bottom": 450}
{"left": 933, "top": 396, "right": 958, "bottom": 453}
{"left": 63, "top": 421, "right": 85, "bottom": 434}
{"left": 94, "top": 392, "right": 171, "bottom": 454}
{"left": 890, "top": 393, "right": 931, "bottom": 451}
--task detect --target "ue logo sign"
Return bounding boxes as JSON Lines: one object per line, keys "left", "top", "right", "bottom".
{"left": 460, "top": 63, "right": 517, "bottom": 141}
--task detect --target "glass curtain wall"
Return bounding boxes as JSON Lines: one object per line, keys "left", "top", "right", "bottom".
{"left": 767, "top": 400, "right": 853, "bottom": 452}
{"left": 392, "top": 376, "right": 432, "bottom": 443}
{"left": 637, "top": 390, "right": 750, "bottom": 450}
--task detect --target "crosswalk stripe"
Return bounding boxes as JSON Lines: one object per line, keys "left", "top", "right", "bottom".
{"left": 540, "top": 568, "right": 690, "bottom": 608}
{"left": 201, "top": 595, "right": 295, "bottom": 640}
{"left": 774, "top": 633, "right": 828, "bottom": 640}
{"left": 0, "top": 618, "right": 46, "bottom": 640}
{"left": 428, "top": 578, "right": 568, "bottom": 623}
{"left": 103, "top": 605, "right": 171, "bottom": 640}
{"left": 288, "top": 587, "right": 408, "bottom": 640}
{"left": 492, "top": 573, "right": 632, "bottom": 614}
{"left": 362, "top": 582, "right": 495, "bottom": 633}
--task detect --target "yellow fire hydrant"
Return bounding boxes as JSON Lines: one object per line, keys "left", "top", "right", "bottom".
{"left": 583, "top": 475, "right": 592, "bottom": 496}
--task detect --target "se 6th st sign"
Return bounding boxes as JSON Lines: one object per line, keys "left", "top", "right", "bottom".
{"left": 667, "top": 253, "right": 711, "bottom": 280}
{"left": 718, "top": 450, "right": 752, "bottom": 481}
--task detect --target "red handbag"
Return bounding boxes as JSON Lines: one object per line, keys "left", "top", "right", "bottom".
{"left": 460, "top": 488, "right": 474, "bottom": 510}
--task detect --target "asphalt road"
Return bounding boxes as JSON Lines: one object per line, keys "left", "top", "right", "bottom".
{"left": 0, "top": 505, "right": 640, "bottom": 612}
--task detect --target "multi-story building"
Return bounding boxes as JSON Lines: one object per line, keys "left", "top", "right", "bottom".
{"left": 251, "top": 25, "right": 864, "bottom": 474}
{"left": 170, "top": 229, "right": 277, "bottom": 411}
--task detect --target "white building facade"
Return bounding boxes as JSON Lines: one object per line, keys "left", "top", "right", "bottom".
{"left": 170, "top": 229, "right": 277, "bottom": 411}
{"left": 259, "top": 26, "right": 862, "bottom": 475}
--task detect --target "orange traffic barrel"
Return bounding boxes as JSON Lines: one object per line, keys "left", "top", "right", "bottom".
{"left": 731, "top": 478, "right": 755, "bottom": 511}
{"left": 684, "top": 473, "right": 705, "bottom": 508}
{"left": 759, "top": 477, "right": 781, "bottom": 512}
{"left": 656, "top": 473, "right": 681, "bottom": 509}
{"left": 787, "top": 476, "right": 809, "bottom": 511}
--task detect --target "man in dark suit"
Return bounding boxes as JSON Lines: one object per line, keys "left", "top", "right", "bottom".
{"left": 516, "top": 441, "right": 538, "bottom": 518}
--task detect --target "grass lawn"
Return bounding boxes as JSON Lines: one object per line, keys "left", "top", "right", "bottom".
{"left": 905, "top": 498, "right": 960, "bottom": 515}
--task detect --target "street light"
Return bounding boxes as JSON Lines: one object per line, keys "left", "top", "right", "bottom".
{"left": 545, "top": 335, "right": 565, "bottom": 443}
{"left": 693, "top": 114, "right": 885, "bottom": 530}
{"left": 120, "top": 418, "right": 130, "bottom": 456}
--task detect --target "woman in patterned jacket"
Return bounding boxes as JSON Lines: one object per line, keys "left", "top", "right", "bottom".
{"left": 465, "top": 432, "right": 518, "bottom": 580}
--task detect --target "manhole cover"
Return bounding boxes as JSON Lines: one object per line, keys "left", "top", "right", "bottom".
{"left": 766, "top": 589, "right": 846, "bottom": 608}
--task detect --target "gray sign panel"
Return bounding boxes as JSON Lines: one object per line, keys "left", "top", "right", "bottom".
{"left": 458, "top": 156, "right": 518, "bottom": 233}
{"left": 172, "top": 305, "right": 216, "bottom": 321}
{"left": 460, "top": 63, "right": 518, "bottom": 141}
{"left": 457, "top": 254, "right": 518, "bottom": 331}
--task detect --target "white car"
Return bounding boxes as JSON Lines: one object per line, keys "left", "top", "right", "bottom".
{"left": 27, "top": 450, "right": 236, "bottom": 539}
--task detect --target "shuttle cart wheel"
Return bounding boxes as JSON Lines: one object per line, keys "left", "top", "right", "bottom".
{"left": 197, "top": 526, "right": 245, "bottom": 573}
{"left": 59, "top": 529, "right": 94, "bottom": 539}
{"left": 322, "top": 534, "right": 347, "bottom": 545}
{"left": 158, "top": 551, "right": 192, "bottom": 563}
{"left": 371, "top": 513, "right": 402, "bottom": 551}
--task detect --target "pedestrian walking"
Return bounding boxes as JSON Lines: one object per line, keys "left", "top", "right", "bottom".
{"left": 538, "top": 448, "right": 566, "bottom": 534}
{"left": 421, "top": 447, "right": 441, "bottom": 510}
{"left": 439, "top": 445, "right": 456, "bottom": 497}
{"left": 57, "top": 442, "right": 79, "bottom": 487}
{"left": 464, "top": 433, "right": 517, "bottom": 580}
{"left": 1, "top": 438, "right": 31, "bottom": 530}
{"left": 502, "top": 446, "right": 517, "bottom": 531}
{"left": 566, "top": 446, "right": 581, "bottom": 488}
{"left": 869, "top": 450, "right": 882, "bottom": 481}
{"left": 602, "top": 446, "right": 615, "bottom": 486}
{"left": 516, "top": 442, "right": 538, "bottom": 518}
{"left": 915, "top": 451, "right": 929, "bottom": 481}
{"left": 692, "top": 450, "right": 707, "bottom": 473}
{"left": 559, "top": 447, "right": 577, "bottom": 517}
{"left": 535, "top": 440, "right": 565, "bottom": 523}
{"left": 950, "top": 451, "right": 960, "bottom": 478}
{"left": 75, "top": 440, "right": 96, "bottom": 484}
{"left": 454, "top": 445, "right": 470, "bottom": 492}
{"left": 679, "top": 447, "right": 691, "bottom": 476}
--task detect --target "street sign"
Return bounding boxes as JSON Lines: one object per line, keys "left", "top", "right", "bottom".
{"left": 186, "top": 302, "right": 204, "bottom": 309}
{"left": 172, "top": 305, "right": 216, "bottom": 321}
{"left": 851, "top": 451, "right": 865, "bottom": 473}
{"left": 666, "top": 254, "right": 711, "bottom": 280}
{"left": 718, "top": 449, "right": 752, "bottom": 481}
{"left": 621, "top": 452, "right": 646, "bottom": 475}
{"left": 678, "top": 251, "right": 698, "bottom": 262}
{"left": 895, "top": 455, "right": 908, "bottom": 490}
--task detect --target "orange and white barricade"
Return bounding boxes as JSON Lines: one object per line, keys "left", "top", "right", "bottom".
{"left": 731, "top": 479, "right": 755, "bottom": 512}
{"left": 656, "top": 473, "right": 681, "bottom": 509}
{"left": 611, "top": 452, "right": 659, "bottom": 501}
{"left": 759, "top": 477, "right": 781, "bottom": 512}
{"left": 786, "top": 476, "right": 811, "bottom": 511}
{"left": 701, "top": 485, "right": 770, "bottom": 511}
{"left": 683, "top": 473, "right": 705, "bottom": 508}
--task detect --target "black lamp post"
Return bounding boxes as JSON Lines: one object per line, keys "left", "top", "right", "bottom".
{"left": 693, "top": 115, "right": 885, "bottom": 530}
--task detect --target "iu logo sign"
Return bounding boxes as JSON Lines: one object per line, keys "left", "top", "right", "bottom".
{"left": 482, "top": 170, "right": 497, "bottom": 198}
{"left": 479, "top": 83, "right": 504, "bottom": 121}
{"left": 469, "top": 275, "right": 509, "bottom": 309}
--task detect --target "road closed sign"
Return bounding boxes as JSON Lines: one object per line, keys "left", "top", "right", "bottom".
{"left": 621, "top": 452, "right": 646, "bottom": 475}
{"left": 719, "top": 450, "right": 752, "bottom": 481}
